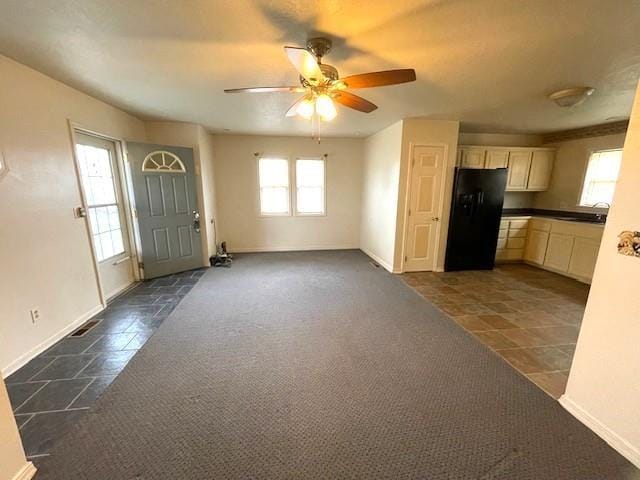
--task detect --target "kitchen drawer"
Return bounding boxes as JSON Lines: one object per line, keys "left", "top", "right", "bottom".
{"left": 508, "top": 227, "right": 528, "bottom": 238}
{"left": 497, "top": 238, "right": 507, "bottom": 250}
{"left": 507, "top": 237, "right": 526, "bottom": 249}
{"left": 550, "top": 220, "right": 604, "bottom": 241}
{"left": 509, "top": 219, "right": 529, "bottom": 229}
{"left": 504, "top": 248, "right": 524, "bottom": 260}
{"left": 530, "top": 218, "right": 552, "bottom": 232}
{"left": 498, "top": 228, "right": 508, "bottom": 239}
{"left": 499, "top": 220, "right": 509, "bottom": 229}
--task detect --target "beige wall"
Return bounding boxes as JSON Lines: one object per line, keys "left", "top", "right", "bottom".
{"left": 560, "top": 88, "right": 638, "bottom": 467}
{"left": 145, "top": 121, "right": 218, "bottom": 260}
{"left": 534, "top": 133, "right": 626, "bottom": 212}
{"left": 0, "top": 55, "right": 147, "bottom": 375}
{"left": 458, "top": 132, "right": 544, "bottom": 147}
{"left": 395, "top": 119, "right": 460, "bottom": 272}
{"left": 198, "top": 129, "right": 218, "bottom": 257}
{"left": 212, "top": 134, "right": 363, "bottom": 252}
{"left": 503, "top": 192, "right": 535, "bottom": 209}
{"left": 360, "top": 122, "right": 404, "bottom": 271}
{"left": 0, "top": 379, "right": 33, "bottom": 480}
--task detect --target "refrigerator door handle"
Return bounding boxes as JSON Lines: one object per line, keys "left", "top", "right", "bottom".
{"left": 477, "top": 190, "right": 485, "bottom": 209}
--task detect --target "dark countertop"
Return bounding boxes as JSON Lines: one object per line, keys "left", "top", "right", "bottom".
{"left": 502, "top": 208, "right": 606, "bottom": 225}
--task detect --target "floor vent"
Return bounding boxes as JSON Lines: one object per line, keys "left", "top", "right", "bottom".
{"left": 69, "top": 319, "right": 101, "bottom": 337}
{"left": 369, "top": 261, "right": 380, "bottom": 268}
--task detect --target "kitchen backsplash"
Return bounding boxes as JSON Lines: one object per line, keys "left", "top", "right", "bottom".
{"left": 503, "top": 192, "right": 536, "bottom": 209}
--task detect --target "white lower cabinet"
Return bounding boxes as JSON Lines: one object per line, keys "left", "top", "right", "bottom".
{"left": 498, "top": 216, "right": 604, "bottom": 284}
{"left": 568, "top": 238, "right": 601, "bottom": 280}
{"left": 495, "top": 216, "right": 530, "bottom": 261}
{"left": 523, "top": 229, "right": 549, "bottom": 265}
{"left": 544, "top": 233, "right": 575, "bottom": 272}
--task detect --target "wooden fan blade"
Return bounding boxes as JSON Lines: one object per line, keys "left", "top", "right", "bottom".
{"left": 342, "top": 69, "right": 416, "bottom": 89}
{"left": 333, "top": 91, "right": 377, "bottom": 113}
{"left": 284, "top": 47, "right": 324, "bottom": 85}
{"left": 285, "top": 95, "right": 307, "bottom": 117}
{"left": 224, "top": 86, "right": 305, "bottom": 93}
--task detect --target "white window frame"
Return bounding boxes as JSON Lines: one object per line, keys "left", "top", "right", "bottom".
{"left": 294, "top": 157, "right": 327, "bottom": 216}
{"left": 257, "top": 156, "right": 291, "bottom": 217}
{"left": 76, "top": 142, "right": 127, "bottom": 263}
{"left": 577, "top": 148, "right": 623, "bottom": 208}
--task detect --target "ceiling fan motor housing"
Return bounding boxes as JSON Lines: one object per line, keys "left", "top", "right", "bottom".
{"left": 306, "top": 37, "right": 332, "bottom": 60}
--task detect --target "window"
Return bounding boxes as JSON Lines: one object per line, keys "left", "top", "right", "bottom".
{"left": 578, "top": 149, "right": 623, "bottom": 207}
{"left": 258, "top": 158, "right": 290, "bottom": 215}
{"left": 142, "top": 151, "right": 186, "bottom": 172}
{"left": 295, "top": 158, "right": 325, "bottom": 215}
{"left": 76, "top": 144, "right": 125, "bottom": 261}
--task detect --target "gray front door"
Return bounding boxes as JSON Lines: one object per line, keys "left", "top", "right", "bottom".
{"left": 127, "top": 142, "right": 203, "bottom": 279}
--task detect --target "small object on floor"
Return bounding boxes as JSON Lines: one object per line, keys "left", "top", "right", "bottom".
{"left": 211, "top": 241, "right": 233, "bottom": 268}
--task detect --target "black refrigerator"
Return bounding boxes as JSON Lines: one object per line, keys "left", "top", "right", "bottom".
{"left": 445, "top": 168, "right": 508, "bottom": 271}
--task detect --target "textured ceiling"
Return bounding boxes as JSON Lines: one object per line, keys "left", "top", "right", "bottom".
{"left": 1, "top": 0, "right": 640, "bottom": 137}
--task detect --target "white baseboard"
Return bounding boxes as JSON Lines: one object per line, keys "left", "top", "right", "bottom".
{"left": 2, "top": 304, "right": 105, "bottom": 378}
{"left": 522, "top": 260, "right": 592, "bottom": 285}
{"left": 229, "top": 245, "right": 358, "bottom": 253}
{"left": 106, "top": 281, "right": 137, "bottom": 302}
{"left": 11, "top": 462, "right": 36, "bottom": 480}
{"left": 559, "top": 394, "right": 640, "bottom": 468}
{"left": 359, "top": 248, "right": 396, "bottom": 273}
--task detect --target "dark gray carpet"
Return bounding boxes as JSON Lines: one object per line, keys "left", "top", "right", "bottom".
{"left": 37, "top": 250, "right": 638, "bottom": 479}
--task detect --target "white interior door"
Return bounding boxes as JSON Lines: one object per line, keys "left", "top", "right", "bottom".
{"left": 404, "top": 145, "right": 446, "bottom": 272}
{"left": 75, "top": 132, "right": 135, "bottom": 300}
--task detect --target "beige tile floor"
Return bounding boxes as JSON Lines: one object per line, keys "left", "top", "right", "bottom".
{"left": 401, "top": 264, "right": 589, "bottom": 399}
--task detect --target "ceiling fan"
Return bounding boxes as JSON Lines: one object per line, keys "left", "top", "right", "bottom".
{"left": 224, "top": 37, "right": 416, "bottom": 122}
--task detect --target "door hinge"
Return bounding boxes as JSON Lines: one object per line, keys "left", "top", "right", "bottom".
{"left": 404, "top": 256, "right": 408, "bottom": 262}
{"left": 408, "top": 208, "right": 411, "bottom": 216}
{"left": 138, "top": 261, "right": 144, "bottom": 269}
{"left": 412, "top": 158, "right": 415, "bottom": 166}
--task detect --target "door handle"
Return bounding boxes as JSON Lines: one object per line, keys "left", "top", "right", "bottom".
{"left": 192, "top": 210, "right": 201, "bottom": 233}
{"left": 74, "top": 206, "right": 87, "bottom": 218}
{"left": 432, "top": 217, "right": 440, "bottom": 222}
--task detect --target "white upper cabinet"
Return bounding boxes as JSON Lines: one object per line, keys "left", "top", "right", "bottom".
{"left": 506, "top": 151, "right": 532, "bottom": 191}
{"left": 460, "top": 148, "right": 485, "bottom": 169}
{"left": 485, "top": 149, "right": 509, "bottom": 169}
{"left": 527, "top": 150, "right": 555, "bottom": 191}
{"left": 457, "top": 146, "right": 555, "bottom": 191}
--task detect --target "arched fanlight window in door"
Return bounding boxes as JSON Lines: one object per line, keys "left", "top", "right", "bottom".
{"left": 142, "top": 151, "right": 186, "bottom": 173}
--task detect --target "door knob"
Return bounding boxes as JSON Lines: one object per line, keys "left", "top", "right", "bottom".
{"left": 192, "top": 210, "right": 201, "bottom": 233}
{"left": 432, "top": 217, "right": 440, "bottom": 221}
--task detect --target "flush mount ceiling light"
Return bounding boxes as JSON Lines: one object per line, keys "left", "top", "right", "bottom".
{"left": 548, "top": 87, "right": 595, "bottom": 108}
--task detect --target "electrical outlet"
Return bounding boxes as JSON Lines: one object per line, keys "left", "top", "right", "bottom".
{"left": 30, "top": 308, "right": 40, "bottom": 324}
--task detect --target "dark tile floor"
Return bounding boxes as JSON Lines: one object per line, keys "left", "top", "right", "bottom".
{"left": 401, "top": 264, "right": 589, "bottom": 399}
{"left": 5, "top": 268, "right": 204, "bottom": 462}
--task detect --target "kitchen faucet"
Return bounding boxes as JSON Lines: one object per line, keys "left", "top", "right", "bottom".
{"left": 591, "top": 202, "right": 610, "bottom": 222}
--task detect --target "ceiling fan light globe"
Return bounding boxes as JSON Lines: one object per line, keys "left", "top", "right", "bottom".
{"left": 297, "top": 98, "right": 315, "bottom": 119}
{"left": 316, "top": 94, "right": 337, "bottom": 121}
